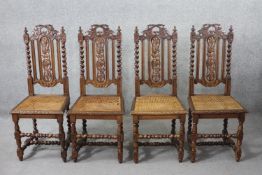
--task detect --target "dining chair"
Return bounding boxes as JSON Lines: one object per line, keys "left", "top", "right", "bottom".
{"left": 187, "top": 24, "right": 247, "bottom": 162}
{"left": 68, "top": 24, "right": 124, "bottom": 163}
{"left": 11, "top": 24, "right": 70, "bottom": 162}
{"left": 131, "top": 24, "right": 186, "bottom": 163}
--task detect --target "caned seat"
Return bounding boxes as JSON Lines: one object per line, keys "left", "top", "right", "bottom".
{"left": 10, "top": 25, "right": 70, "bottom": 162}
{"left": 12, "top": 95, "right": 69, "bottom": 115}
{"left": 187, "top": 24, "right": 247, "bottom": 163}
{"left": 132, "top": 25, "right": 186, "bottom": 163}
{"left": 189, "top": 95, "right": 245, "bottom": 113}
{"left": 132, "top": 95, "right": 186, "bottom": 115}
{"left": 68, "top": 25, "right": 124, "bottom": 163}
{"left": 69, "top": 96, "right": 123, "bottom": 114}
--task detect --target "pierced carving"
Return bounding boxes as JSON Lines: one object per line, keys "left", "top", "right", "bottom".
{"left": 95, "top": 37, "right": 106, "bottom": 82}
{"left": 190, "top": 24, "right": 233, "bottom": 89}
{"left": 31, "top": 25, "right": 58, "bottom": 40}
{"left": 206, "top": 36, "right": 216, "bottom": 82}
{"left": 40, "top": 36, "right": 53, "bottom": 82}
{"left": 29, "top": 25, "right": 63, "bottom": 87}
{"left": 81, "top": 24, "right": 121, "bottom": 89}
{"left": 198, "top": 24, "right": 224, "bottom": 38}
{"left": 151, "top": 36, "right": 161, "bottom": 82}
{"left": 135, "top": 24, "right": 174, "bottom": 89}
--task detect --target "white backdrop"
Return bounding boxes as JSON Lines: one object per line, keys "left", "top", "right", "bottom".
{"left": 0, "top": 0, "right": 262, "bottom": 117}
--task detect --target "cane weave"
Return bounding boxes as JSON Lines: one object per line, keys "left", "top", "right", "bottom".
{"left": 11, "top": 95, "right": 69, "bottom": 114}
{"left": 132, "top": 95, "right": 186, "bottom": 115}
{"left": 191, "top": 95, "right": 244, "bottom": 112}
{"left": 70, "top": 96, "right": 122, "bottom": 114}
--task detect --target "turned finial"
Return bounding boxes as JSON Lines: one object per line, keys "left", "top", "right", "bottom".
{"left": 173, "top": 26, "right": 177, "bottom": 33}
{"left": 61, "top": 26, "right": 65, "bottom": 33}
{"left": 191, "top": 25, "right": 195, "bottom": 32}
{"left": 24, "top": 27, "right": 28, "bottom": 34}
{"left": 117, "top": 26, "right": 121, "bottom": 33}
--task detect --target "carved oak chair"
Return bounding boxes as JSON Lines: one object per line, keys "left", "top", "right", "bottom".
{"left": 11, "top": 25, "right": 70, "bottom": 162}
{"left": 188, "top": 24, "right": 247, "bottom": 162}
{"left": 131, "top": 24, "right": 186, "bottom": 163}
{"left": 68, "top": 25, "right": 124, "bottom": 163}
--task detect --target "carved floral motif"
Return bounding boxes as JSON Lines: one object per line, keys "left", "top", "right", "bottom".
{"left": 151, "top": 36, "right": 161, "bottom": 82}
{"left": 206, "top": 36, "right": 216, "bottom": 81}
{"left": 40, "top": 36, "right": 53, "bottom": 82}
{"left": 95, "top": 37, "right": 106, "bottom": 82}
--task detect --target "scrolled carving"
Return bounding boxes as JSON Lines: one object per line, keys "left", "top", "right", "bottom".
{"left": 31, "top": 25, "right": 58, "bottom": 40}
{"left": 198, "top": 24, "right": 224, "bottom": 38}
{"left": 87, "top": 24, "right": 114, "bottom": 40}
{"left": 143, "top": 24, "right": 169, "bottom": 39}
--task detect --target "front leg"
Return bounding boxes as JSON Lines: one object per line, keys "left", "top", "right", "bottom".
{"left": 12, "top": 114, "right": 23, "bottom": 161}
{"left": 187, "top": 109, "right": 192, "bottom": 143}
{"left": 191, "top": 116, "right": 198, "bottom": 163}
{"left": 71, "top": 116, "right": 78, "bottom": 162}
{"left": 178, "top": 116, "right": 185, "bottom": 162}
{"left": 65, "top": 114, "right": 71, "bottom": 151}
{"left": 133, "top": 115, "right": 139, "bottom": 163}
{"left": 235, "top": 114, "right": 245, "bottom": 162}
{"left": 57, "top": 116, "right": 66, "bottom": 162}
{"left": 117, "top": 116, "right": 123, "bottom": 163}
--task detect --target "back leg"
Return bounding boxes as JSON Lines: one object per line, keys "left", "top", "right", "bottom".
{"left": 222, "top": 118, "right": 228, "bottom": 143}
{"left": 33, "top": 119, "right": 39, "bottom": 141}
{"left": 171, "top": 119, "right": 176, "bottom": 144}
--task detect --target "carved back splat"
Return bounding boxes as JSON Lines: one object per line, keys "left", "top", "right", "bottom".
{"left": 134, "top": 24, "right": 177, "bottom": 96}
{"left": 78, "top": 24, "right": 122, "bottom": 96}
{"left": 189, "top": 24, "right": 234, "bottom": 95}
{"left": 23, "top": 25, "right": 69, "bottom": 95}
